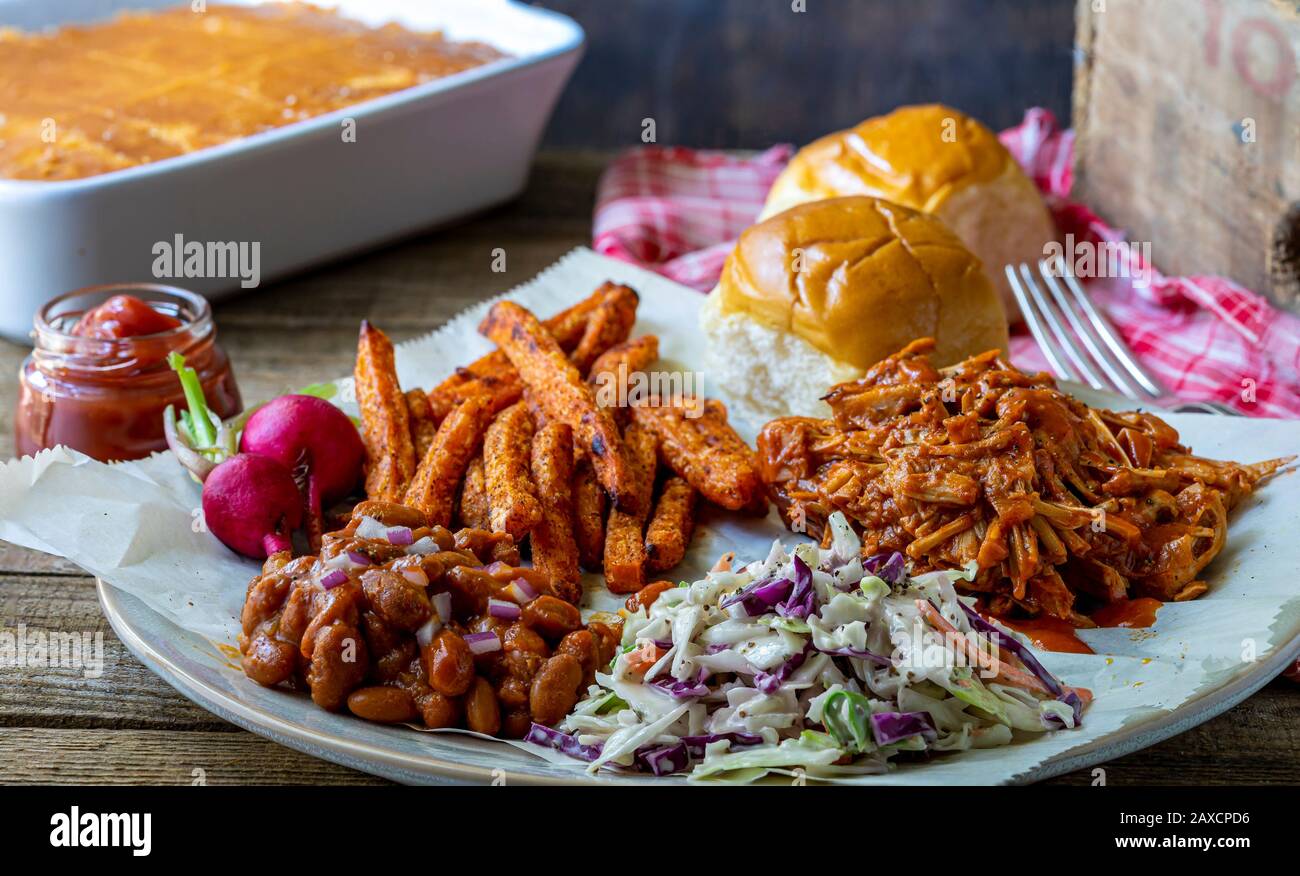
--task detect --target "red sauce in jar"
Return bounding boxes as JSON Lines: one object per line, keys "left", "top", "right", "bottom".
{"left": 15, "top": 284, "right": 242, "bottom": 462}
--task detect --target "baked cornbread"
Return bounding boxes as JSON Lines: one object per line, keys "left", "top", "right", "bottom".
{"left": 0, "top": 3, "right": 506, "bottom": 181}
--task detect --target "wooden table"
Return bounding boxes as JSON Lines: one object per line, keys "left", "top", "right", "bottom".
{"left": 1, "top": 152, "right": 1297, "bottom": 786}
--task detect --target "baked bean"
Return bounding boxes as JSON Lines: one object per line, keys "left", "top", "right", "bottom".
{"left": 347, "top": 686, "right": 418, "bottom": 723}
{"left": 587, "top": 620, "right": 621, "bottom": 667}
{"left": 503, "top": 621, "right": 549, "bottom": 655}
{"left": 306, "top": 621, "right": 368, "bottom": 711}
{"left": 522, "top": 595, "right": 582, "bottom": 640}
{"left": 465, "top": 676, "right": 501, "bottom": 735}
{"left": 625, "top": 580, "right": 675, "bottom": 614}
{"left": 241, "top": 634, "right": 298, "bottom": 687}
{"left": 496, "top": 675, "right": 531, "bottom": 709}
{"left": 443, "top": 565, "right": 495, "bottom": 615}
{"left": 529, "top": 653, "right": 583, "bottom": 725}
{"left": 361, "top": 568, "right": 431, "bottom": 631}
{"left": 415, "top": 690, "right": 461, "bottom": 728}
{"left": 425, "top": 629, "right": 474, "bottom": 696}
{"left": 453, "top": 528, "right": 519, "bottom": 565}
{"left": 361, "top": 610, "right": 416, "bottom": 684}
{"left": 500, "top": 708, "right": 533, "bottom": 739}
{"left": 557, "top": 629, "right": 598, "bottom": 687}
{"left": 350, "top": 501, "right": 426, "bottom": 529}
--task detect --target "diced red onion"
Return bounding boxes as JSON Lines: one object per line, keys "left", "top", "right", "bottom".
{"left": 354, "top": 516, "right": 388, "bottom": 541}
{"left": 346, "top": 550, "right": 372, "bottom": 567}
{"left": 505, "top": 577, "right": 539, "bottom": 604}
{"left": 464, "top": 631, "right": 502, "bottom": 655}
{"left": 431, "top": 592, "right": 452, "bottom": 623}
{"left": 416, "top": 615, "right": 443, "bottom": 648}
{"left": 401, "top": 566, "right": 429, "bottom": 586}
{"left": 488, "top": 598, "right": 522, "bottom": 621}
{"left": 320, "top": 569, "right": 348, "bottom": 590}
{"left": 406, "top": 536, "right": 441, "bottom": 555}
{"left": 386, "top": 526, "right": 414, "bottom": 546}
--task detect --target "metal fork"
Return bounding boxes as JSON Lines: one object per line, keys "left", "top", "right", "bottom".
{"left": 1005, "top": 259, "right": 1240, "bottom": 416}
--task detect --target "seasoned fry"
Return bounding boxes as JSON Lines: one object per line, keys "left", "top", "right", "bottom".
{"left": 355, "top": 321, "right": 416, "bottom": 502}
{"left": 644, "top": 476, "right": 697, "bottom": 573}
{"left": 588, "top": 334, "right": 660, "bottom": 386}
{"left": 479, "top": 301, "right": 639, "bottom": 515}
{"left": 405, "top": 388, "right": 438, "bottom": 461}
{"left": 457, "top": 454, "right": 489, "bottom": 530}
{"left": 403, "top": 395, "right": 491, "bottom": 528}
{"left": 483, "top": 402, "right": 542, "bottom": 539}
{"left": 631, "top": 397, "right": 766, "bottom": 512}
{"left": 603, "top": 421, "right": 657, "bottom": 593}
{"left": 573, "top": 454, "right": 606, "bottom": 571}
{"left": 589, "top": 335, "right": 660, "bottom": 424}
{"left": 427, "top": 288, "right": 608, "bottom": 422}
{"left": 570, "top": 283, "right": 639, "bottom": 375}
{"left": 529, "top": 422, "right": 582, "bottom": 603}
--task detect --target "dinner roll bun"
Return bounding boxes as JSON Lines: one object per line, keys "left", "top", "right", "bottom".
{"left": 759, "top": 104, "right": 1056, "bottom": 317}
{"left": 700, "top": 196, "right": 1009, "bottom": 426}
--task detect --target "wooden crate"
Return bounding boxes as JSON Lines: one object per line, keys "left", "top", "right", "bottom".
{"left": 1073, "top": 0, "right": 1300, "bottom": 312}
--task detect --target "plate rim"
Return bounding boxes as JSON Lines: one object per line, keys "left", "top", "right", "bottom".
{"left": 97, "top": 578, "right": 1299, "bottom": 785}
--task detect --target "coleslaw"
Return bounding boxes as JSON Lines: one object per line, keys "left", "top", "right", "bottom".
{"left": 526, "top": 511, "right": 1090, "bottom": 781}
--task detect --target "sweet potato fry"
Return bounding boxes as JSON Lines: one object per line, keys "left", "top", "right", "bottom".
{"left": 483, "top": 402, "right": 542, "bottom": 539}
{"left": 588, "top": 335, "right": 660, "bottom": 386}
{"left": 355, "top": 321, "right": 416, "bottom": 502}
{"left": 427, "top": 288, "right": 608, "bottom": 422}
{"left": 631, "top": 397, "right": 766, "bottom": 512}
{"left": 589, "top": 335, "right": 659, "bottom": 424}
{"left": 573, "top": 454, "right": 606, "bottom": 571}
{"left": 405, "top": 388, "right": 438, "bottom": 461}
{"left": 479, "top": 301, "right": 639, "bottom": 515}
{"left": 403, "top": 395, "right": 491, "bottom": 528}
{"left": 457, "top": 454, "right": 489, "bottom": 530}
{"left": 644, "top": 476, "right": 697, "bottom": 573}
{"left": 570, "top": 283, "right": 639, "bottom": 375}
{"left": 529, "top": 422, "right": 582, "bottom": 603}
{"left": 602, "top": 421, "right": 657, "bottom": 593}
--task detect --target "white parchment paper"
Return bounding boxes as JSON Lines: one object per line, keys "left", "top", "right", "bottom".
{"left": 2, "top": 247, "right": 1298, "bottom": 783}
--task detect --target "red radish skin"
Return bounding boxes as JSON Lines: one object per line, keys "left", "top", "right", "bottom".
{"left": 239, "top": 394, "right": 365, "bottom": 549}
{"left": 202, "top": 453, "right": 303, "bottom": 559}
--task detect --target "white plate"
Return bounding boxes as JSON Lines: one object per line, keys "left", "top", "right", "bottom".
{"left": 83, "top": 249, "right": 1300, "bottom": 785}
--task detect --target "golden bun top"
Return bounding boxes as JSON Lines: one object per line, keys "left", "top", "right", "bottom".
{"left": 717, "top": 196, "right": 1010, "bottom": 370}
{"left": 763, "top": 104, "right": 1015, "bottom": 216}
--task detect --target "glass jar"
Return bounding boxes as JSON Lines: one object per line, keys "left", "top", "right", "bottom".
{"left": 15, "top": 284, "right": 242, "bottom": 461}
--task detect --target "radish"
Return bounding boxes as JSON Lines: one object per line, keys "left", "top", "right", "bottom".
{"left": 239, "top": 394, "right": 365, "bottom": 548}
{"left": 202, "top": 453, "right": 303, "bottom": 558}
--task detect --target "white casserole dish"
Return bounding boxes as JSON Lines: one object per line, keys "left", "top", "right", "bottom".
{"left": 0, "top": 0, "right": 584, "bottom": 341}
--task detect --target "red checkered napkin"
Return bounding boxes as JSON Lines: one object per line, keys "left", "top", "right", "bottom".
{"left": 592, "top": 110, "right": 1300, "bottom": 418}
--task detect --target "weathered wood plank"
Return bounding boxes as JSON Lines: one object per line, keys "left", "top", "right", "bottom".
{"left": 0, "top": 728, "right": 388, "bottom": 786}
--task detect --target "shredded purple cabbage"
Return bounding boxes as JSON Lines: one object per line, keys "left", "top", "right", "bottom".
{"left": 869, "top": 711, "right": 938, "bottom": 746}
{"left": 635, "top": 742, "right": 690, "bottom": 776}
{"left": 864, "top": 551, "right": 906, "bottom": 586}
{"left": 679, "top": 732, "right": 764, "bottom": 758}
{"left": 524, "top": 723, "right": 603, "bottom": 762}
{"left": 753, "top": 642, "right": 811, "bottom": 694}
{"left": 815, "top": 643, "right": 892, "bottom": 667}
{"left": 721, "top": 576, "right": 794, "bottom": 617}
{"left": 957, "top": 602, "right": 1082, "bottom": 726}
{"left": 776, "top": 555, "right": 815, "bottom": 619}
